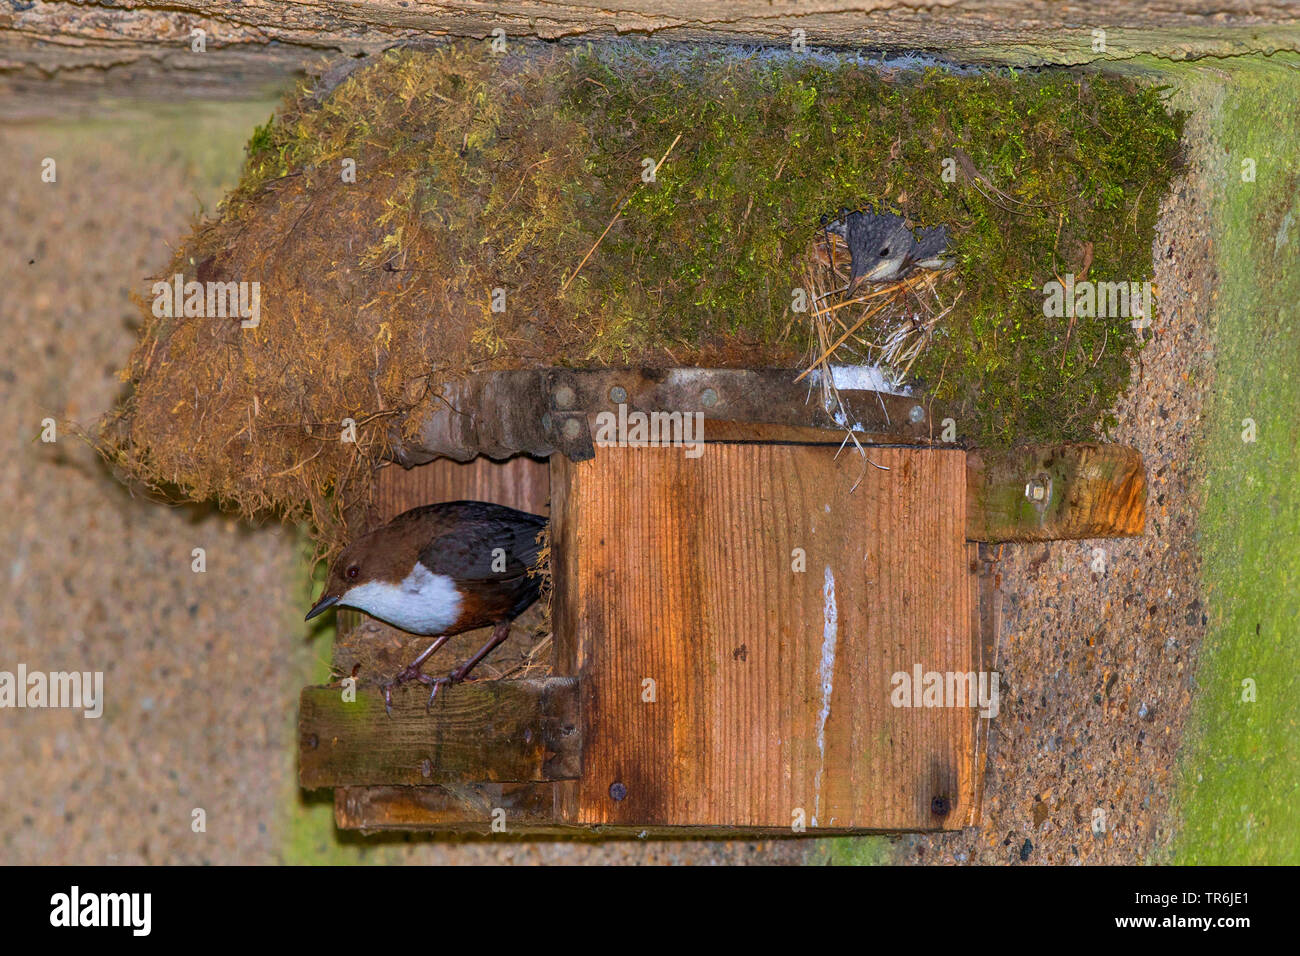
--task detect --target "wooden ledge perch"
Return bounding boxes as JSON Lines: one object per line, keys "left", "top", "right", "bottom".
{"left": 299, "top": 677, "right": 580, "bottom": 789}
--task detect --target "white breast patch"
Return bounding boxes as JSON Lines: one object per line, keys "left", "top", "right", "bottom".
{"left": 341, "top": 564, "right": 463, "bottom": 635}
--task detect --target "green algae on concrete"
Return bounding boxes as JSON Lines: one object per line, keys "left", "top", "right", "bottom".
{"left": 1161, "top": 56, "right": 1300, "bottom": 866}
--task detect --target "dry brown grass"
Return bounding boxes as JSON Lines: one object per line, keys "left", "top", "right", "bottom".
{"left": 797, "top": 228, "right": 960, "bottom": 392}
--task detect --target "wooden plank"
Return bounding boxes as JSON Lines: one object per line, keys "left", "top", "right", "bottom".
{"left": 969, "top": 543, "right": 1002, "bottom": 827}
{"left": 965, "top": 443, "right": 1146, "bottom": 542}
{"left": 299, "top": 677, "right": 579, "bottom": 789}
{"left": 334, "top": 784, "right": 567, "bottom": 832}
{"left": 692, "top": 421, "right": 945, "bottom": 446}
{"left": 334, "top": 784, "right": 914, "bottom": 836}
{"left": 551, "top": 444, "right": 978, "bottom": 830}
{"left": 373, "top": 454, "right": 550, "bottom": 522}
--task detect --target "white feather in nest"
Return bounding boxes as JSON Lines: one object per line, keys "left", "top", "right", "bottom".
{"left": 818, "top": 363, "right": 912, "bottom": 396}
{"left": 805, "top": 363, "right": 912, "bottom": 436}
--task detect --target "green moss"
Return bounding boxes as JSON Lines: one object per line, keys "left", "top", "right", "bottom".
{"left": 109, "top": 44, "right": 1183, "bottom": 553}
{"left": 809, "top": 834, "right": 896, "bottom": 865}
{"left": 556, "top": 49, "right": 1181, "bottom": 443}
{"left": 223, "top": 45, "right": 1181, "bottom": 451}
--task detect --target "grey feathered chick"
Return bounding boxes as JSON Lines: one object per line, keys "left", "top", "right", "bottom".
{"left": 824, "top": 207, "right": 953, "bottom": 289}
{"left": 909, "top": 225, "right": 952, "bottom": 270}
{"left": 845, "top": 209, "right": 916, "bottom": 285}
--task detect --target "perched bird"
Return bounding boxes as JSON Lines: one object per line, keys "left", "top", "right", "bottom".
{"left": 305, "top": 500, "right": 548, "bottom": 713}
{"left": 823, "top": 207, "right": 953, "bottom": 289}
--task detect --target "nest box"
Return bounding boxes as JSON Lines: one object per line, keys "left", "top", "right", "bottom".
{"left": 298, "top": 368, "right": 1145, "bottom": 835}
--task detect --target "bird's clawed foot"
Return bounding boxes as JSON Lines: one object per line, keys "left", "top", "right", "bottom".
{"left": 422, "top": 668, "right": 474, "bottom": 711}
{"left": 380, "top": 621, "right": 512, "bottom": 717}
{"left": 381, "top": 635, "right": 450, "bottom": 716}
{"left": 380, "top": 665, "right": 473, "bottom": 715}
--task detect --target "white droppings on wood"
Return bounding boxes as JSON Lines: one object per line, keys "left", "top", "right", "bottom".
{"left": 812, "top": 564, "right": 838, "bottom": 827}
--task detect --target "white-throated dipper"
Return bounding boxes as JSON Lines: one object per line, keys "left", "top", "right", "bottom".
{"left": 305, "top": 500, "right": 547, "bottom": 714}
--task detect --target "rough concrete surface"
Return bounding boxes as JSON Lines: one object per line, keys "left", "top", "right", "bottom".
{"left": 0, "top": 106, "right": 805, "bottom": 865}
{"left": 905, "top": 77, "right": 1218, "bottom": 862}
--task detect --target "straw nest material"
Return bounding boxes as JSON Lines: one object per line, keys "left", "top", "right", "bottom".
{"left": 98, "top": 41, "right": 1182, "bottom": 556}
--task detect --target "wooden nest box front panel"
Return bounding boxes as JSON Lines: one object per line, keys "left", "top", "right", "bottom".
{"left": 551, "top": 444, "right": 980, "bottom": 830}
{"left": 300, "top": 369, "right": 1145, "bottom": 835}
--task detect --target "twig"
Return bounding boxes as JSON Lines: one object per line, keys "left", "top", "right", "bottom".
{"left": 269, "top": 445, "right": 325, "bottom": 479}
{"left": 794, "top": 296, "right": 896, "bottom": 383}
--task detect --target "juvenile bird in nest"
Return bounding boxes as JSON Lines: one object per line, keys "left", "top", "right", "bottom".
{"left": 305, "top": 500, "right": 548, "bottom": 714}
{"left": 822, "top": 207, "right": 953, "bottom": 289}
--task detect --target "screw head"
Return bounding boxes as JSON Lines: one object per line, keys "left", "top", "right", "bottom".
{"left": 701, "top": 387, "right": 719, "bottom": 407}
{"left": 931, "top": 795, "right": 950, "bottom": 817}
{"left": 909, "top": 404, "right": 926, "bottom": 424}
{"left": 553, "top": 384, "right": 576, "bottom": 409}
{"left": 609, "top": 385, "right": 627, "bottom": 404}
{"left": 562, "top": 417, "right": 582, "bottom": 440}
{"left": 609, "top": 781, "right": 628, "bottom": 801}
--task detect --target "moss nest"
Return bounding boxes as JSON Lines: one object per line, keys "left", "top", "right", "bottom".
{"left": 101, "top": 41, "right": 1183, "bottom": 552}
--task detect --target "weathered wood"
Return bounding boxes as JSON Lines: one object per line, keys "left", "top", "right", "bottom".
{"left": 335, "top": 788, "right": 903, "bottom": 835}
{"left": 965, "top": 443, "right": 1146, "bottom": 542}
{"left": 335, "top": 784, "right": 568, "bottom": 832}
{"left": 374, "top": 453, "right": 550, "bottom": 520}
{"left": 694, "top": 421, "right": 946, "bottom": 446}
{"left": 6, "top": 1, "right": 1297, "bottom": 116}
{"left": 394, "top": 368, "right": 937, "bottom": 466}
{"left": 334, "top": 784, "right": 909, "bottom": 835}
{"left": 299, "top": 678, "right": 580, "bottom": 789}
{"left": 551, "top": 443, "right": 980, "bottom": 830}
{"left": 970, "top": 542, "right": 1002, "bottom": 825}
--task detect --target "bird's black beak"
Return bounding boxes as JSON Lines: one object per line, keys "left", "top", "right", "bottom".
{"left": 305, "top": 594, "right": 339, "bottom": 622}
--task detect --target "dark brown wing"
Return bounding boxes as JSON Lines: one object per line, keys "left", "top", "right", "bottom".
{"left": 414, "top": 501, "right": 547, "bottom": 583}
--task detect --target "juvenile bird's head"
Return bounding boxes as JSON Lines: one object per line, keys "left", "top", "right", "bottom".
{"left": 845, "top": 209, "right": 915, "bottom": 285}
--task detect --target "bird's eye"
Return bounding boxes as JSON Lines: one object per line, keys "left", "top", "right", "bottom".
{"left": 880, "top": 247, "right": 891, "bottom": 256}
{"left": 346, "top": 565, "right": 359, "bottom": 580}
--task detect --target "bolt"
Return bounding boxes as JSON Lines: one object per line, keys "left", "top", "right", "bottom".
{"left": 609, "top": 781, "right": 628, "bottom": 801}
{"left": 701, "top": 387, "right": 719, "bottom": 407}
{"left": 909, "top": 404, "right": 926, "bottom": 424}
{"left": 562, "top": 417, "right": 582, "bottom": 440}
{"left": 553, "top": 384, "right": 576, "bottom": 409}
{"left": 609, "top": 384, "right": 627, "bottom": 404}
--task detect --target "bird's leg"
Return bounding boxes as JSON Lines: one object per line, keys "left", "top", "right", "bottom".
{"left": 425, "top": 620, "right": 512, "bottom": 710}
{"left": 381, "top": 635, "right": 450, "bottom": 716}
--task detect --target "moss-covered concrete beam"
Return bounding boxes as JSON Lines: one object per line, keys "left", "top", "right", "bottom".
{"left": 3, "top": 1, "right": 1300, "bottom": 111}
